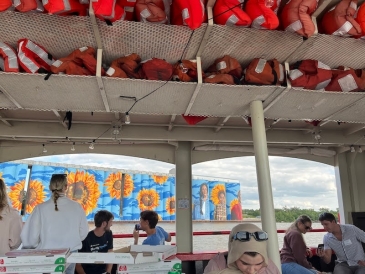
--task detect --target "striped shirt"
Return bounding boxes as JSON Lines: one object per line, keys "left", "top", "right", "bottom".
{"left": 323, "top": 224, "right": 365, "bottom": 266}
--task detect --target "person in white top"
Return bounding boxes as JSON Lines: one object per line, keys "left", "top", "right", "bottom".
{"left": 21, "top": 174, "right": 89, "bottom": 274}
{"left": 0, "top": 178, "right": 22, "bottom": 255}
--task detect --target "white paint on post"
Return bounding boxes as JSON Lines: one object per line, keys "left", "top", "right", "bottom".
{"left": 250, "top": 100, "right": 281, "bottom": 272}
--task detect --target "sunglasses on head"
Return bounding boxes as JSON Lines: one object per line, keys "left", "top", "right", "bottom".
{"left": 231, "top": 231, "right": 269, "bottom": 242}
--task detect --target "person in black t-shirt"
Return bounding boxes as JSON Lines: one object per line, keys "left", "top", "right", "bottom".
{"left": 76, "top": 210, "right": 114, "bottom": 274}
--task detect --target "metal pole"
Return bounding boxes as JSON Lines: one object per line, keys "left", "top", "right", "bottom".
{"left": 175, "top": 141, "right": 193, "bottom": 253}
{"left": 250, "top": 100, "right": 281, "bottom": 272}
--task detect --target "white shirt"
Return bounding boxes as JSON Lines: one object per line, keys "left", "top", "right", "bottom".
{"left": 21, "top": 196, "right": 89, "bottom": 251}
{"left": 202, "top": 200, "right": 206, "bottom": 216}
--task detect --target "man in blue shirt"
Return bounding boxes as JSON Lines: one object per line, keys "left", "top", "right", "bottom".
{"left": 133, "top": 210, "right": 171, "bottom": 245}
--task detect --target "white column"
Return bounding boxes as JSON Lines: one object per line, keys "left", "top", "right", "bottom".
{"left": 250, "top": 100, "right": 281, "bottom": 272}
{"left": 175, "top": 141, "right": 193, "bottom": 252}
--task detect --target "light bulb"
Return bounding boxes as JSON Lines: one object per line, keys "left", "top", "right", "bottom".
{"left": 359, "top": 146, "right": 363, "bottom": 153}
{"left": 42, "top": 144, "right": 47, "bottom": 153}
{"left": 71, "top": 142, "right": 75, "bottom": 151}
{"left": 125, "top": 112, "right": 131, "bottom": 124}
{"left": 350, "top": 146, "right": 355, "bottom": 153}
{"left": 89, "top": 142, "right": 94, "bottom": 150}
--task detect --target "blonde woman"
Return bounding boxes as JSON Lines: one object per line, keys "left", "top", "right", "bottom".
{"left": 281, "top": 215, "right": 320, "bottom": 274}
{"left": 21, "top": 174, "right": 89, "bottom": 274}
{"left": 0, "top": 178, "right": 22, "bottom": 254}
{"left": 205, "top": 223, "right": 280, "bottom": 274}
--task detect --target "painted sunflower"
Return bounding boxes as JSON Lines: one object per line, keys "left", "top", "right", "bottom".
{"left": 152, "top": 175, "right": 168, "bottom": 185}
{"left": 104, "top": 172, "right": 134, "bottom": 199}
{"left": 136, "top": 188, "right": 160, "bottom": 211}
{"left": 166, "top": 196, "right": 176, "bottom": 215}
{"left": 65, "top": 170, "right": 101, "bottom": 215}
{"left": 230, "top": 198, "right": 240, "bottom": 212}
{"left": 8, "top": 180, "right": 46, "bottom": 214}
{"left": 211, "top": 184, "right": 226, "bottom": 206}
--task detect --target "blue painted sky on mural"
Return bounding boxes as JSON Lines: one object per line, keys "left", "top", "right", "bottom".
{"left": 25, "top": 154, "right": 338, "bottom": 210}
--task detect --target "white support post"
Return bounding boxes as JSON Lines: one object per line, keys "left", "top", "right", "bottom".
{"left": 250, "top": 100, "right": 281, "bottom": 272}
{"left": 175, "top": 141, "right": 193, "bottom": 253}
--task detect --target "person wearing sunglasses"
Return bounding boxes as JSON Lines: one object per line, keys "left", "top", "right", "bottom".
{"left": 204, "top": 223, "right": 280, "bottom": 274}
{"left": 281, "top": 215, "right": 322, "bottom": 274}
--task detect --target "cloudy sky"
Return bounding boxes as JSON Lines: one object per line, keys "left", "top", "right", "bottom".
{"left": 25, "top": 154, "right": 338, "bottom": 210}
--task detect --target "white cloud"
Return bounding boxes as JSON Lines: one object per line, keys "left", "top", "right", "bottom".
{"left": 26, "top": 154, "right": 338, "bottom": 210}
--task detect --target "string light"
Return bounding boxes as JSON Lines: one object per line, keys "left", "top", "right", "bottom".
{"left": 125, "top": 112, "right": 131, "bottom": 125}
{"left": 359, "top": 146, "right": 363, "bottom": 153}
{"left": 71, "top": 142, "right": 75, "bottom": 151}
{"left": 42, "top": 144, "right": 47, "bottom": 153}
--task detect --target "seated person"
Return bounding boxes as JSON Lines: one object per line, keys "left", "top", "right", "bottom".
{"left": 133, "top": 210, "right": 171, "bottom": 245}
{"left": 204, "top": 223, "right": 280, "bottom": 274}
{"left": 317, "top": 212, "right": 365, "bottom": 274}
{"left": 76, "top": 210, "right": 114, "bottom": 274}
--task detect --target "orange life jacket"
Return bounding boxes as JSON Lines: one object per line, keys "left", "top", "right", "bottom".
{"left": 51, "top": 47, "right": 101, "bottom": 76}
{"left": 135, "top": 0, "right": 169, "bottom": 23}
{"left": 140, "top": 58, "right": 173, "bottom": 80}
{"left": 204, "top": 73, "right": 237, "bottom": 85}
{"left": 120, "top": 0, "right": 136, "bottom": 20}
{"left": 106, "top": 53, "right": 142, "bottom": 78}
{"left": 245, "top": 0, "right": 280, "bottom": 30}
{"left": 244, "top": 58, "right": 284, "bottom": 85}
{"left": 14, "top": 0, "right": 44, "bottom": 12}
{"left": 325, "top": 67, "right": 365, "bottom": 92}
{"left": 280, "top": 0, "right": 318, "bottom": 38}
{"left": 17, "top": 39, "right": 55, "bottom": 73}
{"left": 0, "top": 42, "right": 19, "bottom": 72}
{"left": 213, "top": 0, "right": 252, "bottom": 26}
{"left": 0, "top": 0, "right": 12, "bottom": 11}
{"left": 206, "top": 55, "right": 242, "bottom": 79}
{"left": 321, "top": 0, "right": 361, "bottom": 36}
{"left": 289, "top": 60, "right": 332, "bottom": 90}
{"left": 170, "top": 0, "right": 205, "bottom": 30}
{"left": 355, "top": 4, "right": 365, "bottom": 37}
{"left": 93, "top": 0, "right": 125, "bottom": 22}
{"left": 43, "top": 0, "right": 88, "bottom": 15}
{"left": 172, "top": 60, "right": 198, "bottom": 82}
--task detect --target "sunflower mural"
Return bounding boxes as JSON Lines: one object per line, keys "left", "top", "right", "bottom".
{"left": 152, "top": 175, "right": 168, "bottom": 185}
{"left": 65, "top": 170, "right": 101, "bottom": 215}
{"left": 211, "top": 184, "right": 227, "bottom": 221}
{"left": 230, "top": 199, "right": 239, "bottom": 212}
{"left": 104, "top": 172, "right": 134, "bottom": 199}
{"left": 136, "top": 188, "right": 160, "bottom": 211}
{"left": 8, "top": 180, "right": 46, "bottom": 214}
{"left": 166, "top": 196, "right": 176, "bottom": 215}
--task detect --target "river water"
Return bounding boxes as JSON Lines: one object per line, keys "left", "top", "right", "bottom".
{"left": 93, "top": 221, "right": 326, "bottom": 251}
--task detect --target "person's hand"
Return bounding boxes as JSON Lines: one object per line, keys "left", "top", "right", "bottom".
{"left": 306, "top": 248, "right": 313, "bottom": 258}
{"left": 358, "top": 260, "right": 365, "bottom": 266}
{"left": 133, "top": 229, "right": 139, "bottom": 244}
{"left": 316, "top": 248, "right": 325, "bottom": 258}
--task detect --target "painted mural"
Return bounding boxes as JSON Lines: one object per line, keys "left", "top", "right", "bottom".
{"left": 1, "top": 162, "right": 241, "bottom": 221}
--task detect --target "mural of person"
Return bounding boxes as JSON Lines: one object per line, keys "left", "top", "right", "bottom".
{"left": 231, "top": 190, "right": 243, "bottom": 220}
{"left": 193, "top": 183, "right": 210, "bottom": 220}
{"left": 214, "top": 189, "right": 227, "bottom": 221}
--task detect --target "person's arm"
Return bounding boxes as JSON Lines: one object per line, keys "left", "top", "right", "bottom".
{"left": 105, "top": 231, "right": 113, "bottom": 273}
{"left": 9, "top": 212, "right": 22, "bottom": 250}
{"left": 75, "top": 263, "right": 86, "bottom": 274}
{"left": 20, "top": 206, "right": 40, "bottom": 248}
{"left": 133, "top": 228, "right": 139, "bottom": 245}
{"left": 161, "top": 227, "right": 171, "bottom": 242}
{"left": 287, "top": 231, "right": 312, "bottom": 269}
{"left": 353, "top": 225, "right": 365, "bottom": 243}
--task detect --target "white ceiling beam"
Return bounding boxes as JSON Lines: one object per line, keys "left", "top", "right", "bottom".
{"left": 52, "top": 110, "right": 68, "bottom": 129}
{"left": 215, "top": 116, "right": 230, "bottom": 132}
{"left": 168, "top": 115, "right": 176, "bottom": 131}
{"left": 1, "top": 121, "right": 365, "bottom": 145}
{"left": 0, "top": 111, "right": 12, "bottom": 127}
{"left": 344, "top": 124, "right": 365, "bottom": 136}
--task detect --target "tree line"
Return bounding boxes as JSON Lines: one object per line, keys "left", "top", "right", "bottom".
{"left": 243, "top": 207, "right": 339, "bottom": 222}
